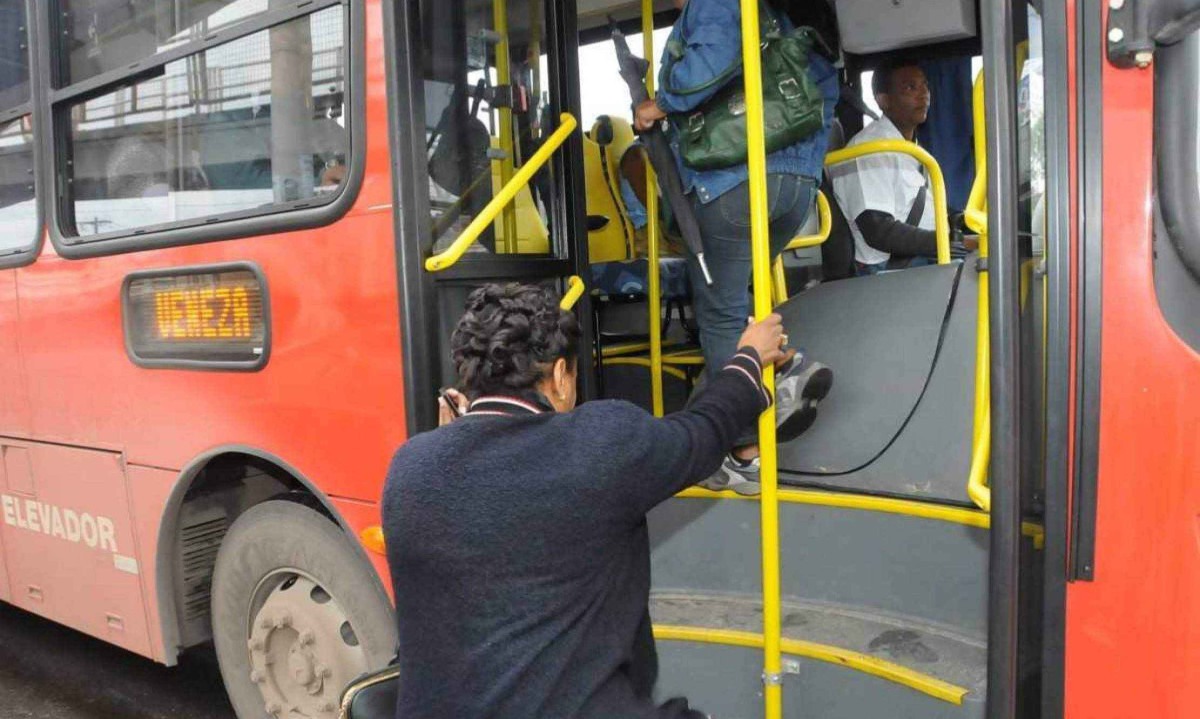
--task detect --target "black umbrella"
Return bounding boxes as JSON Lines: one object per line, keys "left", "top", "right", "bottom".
{"left": 609, "top": 18, "right": 713, "bottom": 286}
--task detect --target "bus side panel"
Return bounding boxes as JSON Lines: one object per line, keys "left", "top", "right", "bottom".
{"left": 0, "top": 440, "right": 151, "bottom": 658}
{"left": 0, "top": 271, "right": 28, "bottom": 436}
{"left": 127, "top": 463, "right": 178, "bottom": 664}
{"left": 1064, "top": 20, "right": 1200, "bottom": 719}
{"left": 13, "top": 0, "right": 404, "bottom": 510}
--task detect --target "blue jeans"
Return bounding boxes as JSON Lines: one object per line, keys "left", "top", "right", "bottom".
{"left": 685, "top": 174, "right": 816, "bottom": 381}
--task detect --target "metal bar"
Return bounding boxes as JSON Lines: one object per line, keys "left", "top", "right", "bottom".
{"left": 651, "top": 625, "right": 969, "bottom": 705}
{"left": 382, "top": 0, "right": 441, "bottom": 434}
{"left": 559, "top": 275, "right": 585, "bottom": 310}
{"left": 0, "top": 103, "right": 32, "bottom": 126}
{"left": 967, "top": 70, "right": 992, "bottom": 513}
{"left": 426, "top": 113, "right": 577, "bottom": 272}
{"left": 773, "top": 191, "right": 833, "bottom": 306}
{"left": 738, "top": 1, "right": 782, "bottom": 717}
{"left": 1039, "top": 0, "right": 1073, "bottom": 710}
{"left": 1070, "top": 0, "right": 1105, "bottom": 583}
{"left": 981, "top": 0, "right": 1022, "bottom": 717}
{"left": 493, "top": 0, "right": 518, "bottom": 253}
{"left": 643, "top": 0, "right": 665, "bottom": 417}
{"left": 784, "top": 190, "right": 832, "bottom": 250}
{"left": 544, "top": 0, "right": 596, "bottom": 403}
{"left": 825, "top": 141, "right": 951, "bottom": 264}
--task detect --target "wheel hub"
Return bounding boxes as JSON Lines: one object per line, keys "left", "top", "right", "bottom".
{"left": 247, "top": 574, "right": 367, "bottom": 717}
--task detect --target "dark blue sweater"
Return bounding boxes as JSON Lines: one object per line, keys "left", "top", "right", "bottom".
{"left": 382, "top": 349, "right": 770, "bottom": 718}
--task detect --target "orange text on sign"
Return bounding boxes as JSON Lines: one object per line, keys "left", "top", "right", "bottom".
{"left": 154, "top": 287, "right": 254, "bottom": 340}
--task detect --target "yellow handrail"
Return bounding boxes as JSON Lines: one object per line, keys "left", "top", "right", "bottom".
{"left": 644, "top": 0, "right": 665, "bottom": 418}
{"left": 772, "top": 190, "right": 832, "bottom": 306}
{"left": 425, "top": 113, "right": 578, "bottom": 272}
{"left": 965, "top": 69, "right": 991, "bottom": 512}
{"left": 738, "top": 1, "right": 783, "bottom": 717}
{"left": 786, "top": 189, "right": 833, "bottom": 251}
{"left": 493, "top": 0, "right": 518, "bottom": 251}
{"left": 559, "top": 275, "right": 585, "bottom": 310}
{"left": 825, "top": 140, "right": 952, "bottom": 265}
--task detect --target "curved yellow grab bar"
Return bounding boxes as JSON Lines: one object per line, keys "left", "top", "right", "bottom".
{"left": 825, "top": 140, "right": 951, "bottom": 265}
{"left": 787, "top": 189, "right": 832, "bottom": 250}
{"left": 770, "top": 191, "right": 833, "bottom": 305}
{"left": 967, "top": 411, "right": 992, "bottom": 512}
{"left": 426, "top": 113, "right": 578, "bottom": 272}
{"left": 559, "top": 275, "right": 585, "bottom": 310}
{"left": 652, "top": 625, "right": 968, "bottom": 705}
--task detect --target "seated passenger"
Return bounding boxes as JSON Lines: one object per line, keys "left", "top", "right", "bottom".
{"left": 831, "top": 61, "right": 970, "bottom": 276}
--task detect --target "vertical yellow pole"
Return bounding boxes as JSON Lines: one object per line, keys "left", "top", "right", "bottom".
{"left": 494, "top": 0, "right": 518, "bottom": 252}
{"left": 738, "top": 2, "right": 782, "bottom": 718}
{"left": 644, "top": 0, "right": 664, "bottom": 417}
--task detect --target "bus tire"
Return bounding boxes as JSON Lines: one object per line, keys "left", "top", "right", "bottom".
{"left": 211, "top": 499, "right": 397, "bottom": 719}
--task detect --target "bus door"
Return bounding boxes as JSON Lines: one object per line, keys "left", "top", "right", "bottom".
{"left": 385, "top": 0, "right": 593, "bottom": 429}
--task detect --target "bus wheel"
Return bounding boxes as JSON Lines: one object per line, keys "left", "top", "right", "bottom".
{"left": 211, "top": 500, "right": 396, "bottom": 719}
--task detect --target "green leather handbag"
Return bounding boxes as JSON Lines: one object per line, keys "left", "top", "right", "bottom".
{"left": 663, "top": 3, "right": 826, "bottom": 171}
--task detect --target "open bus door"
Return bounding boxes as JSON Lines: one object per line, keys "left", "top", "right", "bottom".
{"left": 382, "top": 0, "right": 594, "bottom": 434}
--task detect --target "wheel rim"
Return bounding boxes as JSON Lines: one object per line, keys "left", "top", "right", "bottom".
{"left": 247, "top": 570, "right": 369, "bottom": 717}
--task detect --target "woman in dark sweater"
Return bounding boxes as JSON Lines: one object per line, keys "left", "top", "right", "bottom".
{"left": 382, "top": 283, "right": 791, "bottom": 718}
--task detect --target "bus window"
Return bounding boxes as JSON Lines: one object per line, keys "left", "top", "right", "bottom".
{"left": 0, "top": 118, "right": 36, "bottom": 252}
{"left": 59, "top": 0, "right": 270, "bottom": 84}
{"left": 61, "top": 5, "right": 348, "bottom": 239}
{"left": 0, "top": 0, "right": 30, "bottom": 109}
{"left": 419, "top": 0, "right": 554, "bottom": 257}
{"left": 0, "top": 0, "right": 36, "bottom": 257}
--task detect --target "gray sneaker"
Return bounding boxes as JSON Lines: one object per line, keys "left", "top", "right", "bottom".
{"left": 699, "top": 454, "right": 762, "bottom": 496}
{"left": 774, "top": 357, "right": 833, "bottom": 442}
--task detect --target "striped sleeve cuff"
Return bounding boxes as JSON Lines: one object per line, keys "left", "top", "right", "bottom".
{"left": 722, "top": 348, "right": 772, "bottom": 408}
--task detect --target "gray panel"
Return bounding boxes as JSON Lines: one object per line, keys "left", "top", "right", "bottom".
{"left": 775, "top": 261, "right": 962, "bottom": 474}
{"left": 649, "top": 498, "right": 990, "bottom": 637}
{"left": 821, "top": 258, "right": 978, "bottom": 503}
{"left": 653, "top": 642, "right": 984, "bottom": 719}
{"left": 1154, "top": 204, "right": 1200, "bottom": 351}
{"left": 650, "top": 594, "right": 986, "bottom": 693}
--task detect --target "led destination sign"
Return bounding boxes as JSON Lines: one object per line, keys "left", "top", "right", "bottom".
{"left": 123, "top": 265, "right": 269, "bottom": 369}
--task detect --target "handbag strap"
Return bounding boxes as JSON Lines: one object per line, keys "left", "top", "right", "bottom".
{"left": 661, "top": 0, "right": 783, "bottom": 97}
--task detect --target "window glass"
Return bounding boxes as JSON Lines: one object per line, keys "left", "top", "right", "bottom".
{"left": 65, "top": 6, "right": 347, "bottom": 239}
{"left": 0, "top": 0, "right": 31, "bottom": 110}
{"left": 60, "top": 0, "right": 273, "bottom": 84}
{"left": 419, "top": 0, "right": 554, "bottom": 256}
{"left": 0, "top": 116, "right": 37, "bottom": 252}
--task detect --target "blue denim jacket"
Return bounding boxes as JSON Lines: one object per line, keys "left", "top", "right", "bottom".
{"left": 655, "top": 0, "right": 839, "bottom": 204}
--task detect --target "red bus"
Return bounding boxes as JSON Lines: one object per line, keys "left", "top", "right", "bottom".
{"left": 0, "top": 1, "right": 1195, "bottom": 718}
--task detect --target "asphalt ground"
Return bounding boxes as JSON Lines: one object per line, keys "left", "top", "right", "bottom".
{"left": 0, "top": 603, "right": 235, "bottom": 719}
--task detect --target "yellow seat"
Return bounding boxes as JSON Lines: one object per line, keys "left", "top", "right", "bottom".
{"left": 489, "top": 137, "right": 550, "bottom": 255}
{"left": 582, "top": 116, "right": 640, "bottom": 264}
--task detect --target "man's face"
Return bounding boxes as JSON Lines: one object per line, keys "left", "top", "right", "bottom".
{"left": 673, "top": 0, "right": 686, "bottom": 9}
{"left": 878, "top": 66, "right": 931, "bottom": 128}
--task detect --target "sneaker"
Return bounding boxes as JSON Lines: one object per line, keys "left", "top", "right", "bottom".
{"left": 699, "top": 454, "right": 762, "bottom": 496}
{"left": 774, "top": 355, "right": 833, "bottom": 442}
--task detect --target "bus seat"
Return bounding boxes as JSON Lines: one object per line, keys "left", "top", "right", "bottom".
{"left": 583, "top": 116, "right": 639, "bottom": 264}
{"left": 583, "top": 116, "right": 693, "bottom": 347}
{"left": 820, "top": 119, "right": 858, "bottom": 281}
{"left": 489, "top": 137, "right": 550, "bottom": 255}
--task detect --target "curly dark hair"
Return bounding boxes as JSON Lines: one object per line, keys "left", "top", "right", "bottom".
{"left": 450, "top": 283, "right": 581, "bottom": 398}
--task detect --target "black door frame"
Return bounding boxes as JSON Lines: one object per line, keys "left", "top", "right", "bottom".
{"left": 381, "top": 0, "right": 594, "bottom": 436}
